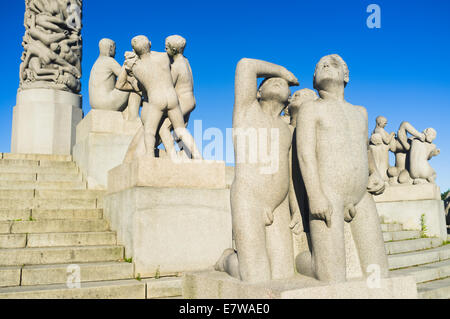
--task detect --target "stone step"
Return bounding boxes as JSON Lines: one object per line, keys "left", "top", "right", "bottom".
{"left": 385, "top": 238, "right": 443, "bottom": 255}
{"left": 0, "top": 190, "right": 34, "bottom": 199}
{"left": 144, "top": 277, "right": 182, "bottom": 299}
{"left": 390, "top": 259, "right": 450, "bottom": 284}
{"left": 1, "top": 153, "right": 72, "bottom": 162}
{"left": 21, "top": 261, "right": 134, "bottom": 286}
{"left": 0, "top": 234, "right": 27, "bottom": 248}
{"left": 0, "top": 165, "right": 79, "bottom": 175}
{"left": 31, "top": 209, "right": 102, "bottom": 220}
{"left": 0, "top": 266, "right": 21, "bottom": 288}
{"left": 383, "top": 230, "right": 421, "bottom": 242}
{"left": 26, "top": 231, "right": 116, "bottom": 248}
{"left": 0, "top": 245, "right": 124, "bottom": 266}
{"left": 418, "top": 277, "right": 450, "bottom": 299}
{"left": 0, "top": 198, "right": 98, "bottom": 210}
{"left": 0, "top": 180, "right": 87, "bottom": 190}
{"left": 381, "top": 223, "right": 403, "bottom": 232}
{"left": 0, "top": 159, "right": 75, "bottom": 169}
{"left": 35, "top": 190, "right": 105, "bottom": 200}
{"left": 0, "top": 209, "right": 31, "bottom": 222}
{"left": 0, "top": 219, "right": 109, "bottom": 234}
{"left": 388, "top": 245, "right": 450, "bottom": 270}
{"left": 0, "top": 279, "right": 145, "bottom": 299}
{"left": 0, "top": 173, "right": 84, "bottom": 183}
{"left": 0, "top": 173, "right": 36, "bottom": 182}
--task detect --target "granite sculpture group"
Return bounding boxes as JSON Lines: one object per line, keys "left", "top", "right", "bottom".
{"left": 86, "top": 32, "right": 441, "bottom": 292}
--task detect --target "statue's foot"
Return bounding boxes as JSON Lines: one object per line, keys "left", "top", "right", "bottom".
{"left": 295, "top": 251, "right": 314, "bottom": 278}
{"left": 214, "top": 248, "right": 236, "bottom": 272}
{"left": 413, "top": 178, "right": 427, "bottom": 185}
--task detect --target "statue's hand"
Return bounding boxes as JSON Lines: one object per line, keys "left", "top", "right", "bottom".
{"left": 282, "top": 68, "right": 299, "bottom": 86}
{"left": 368, "top": 171, "right": 385, "bottom": 195}
{"left": 289, "top": 212, "right": 303, "bottom": 235}
{"left": 434, "top": 149, "right": 440, "bottom": 156}
{"left": 309, "top": 193, "right": 333, "bottom": 228}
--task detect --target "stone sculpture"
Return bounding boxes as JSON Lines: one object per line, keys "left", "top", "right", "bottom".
{"left": 116, "top": 35, "right": 202, "bottom": 160}
{"left": 156, "top": 35, "right": 197, "bottom": 158}
{"left": 20, "top": 0, "right": 83, "bottom": 93}
{"left": 88, "top": 38, "right": 141, "bottom": 119}
{"left": 295, "top": 54, "right": 389, "bottom": 282}
{"left": 369, "top": 133, "right": 390, "bottom": 182}
{"left": 384, "top": 121, "right": 439, "bottom": 185}
{"left": 215, "top": 58, "right": 299, "bottom": 283}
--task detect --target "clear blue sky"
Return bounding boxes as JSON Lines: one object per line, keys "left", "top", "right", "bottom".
{"left": 0, "top": 0, "right": 448, "bottom": 191}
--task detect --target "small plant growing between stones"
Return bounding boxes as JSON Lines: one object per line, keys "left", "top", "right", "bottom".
{"left": 420, "top": 214, "right": 429, "bottom": 238}
{"left": 136, "top": 273, "right": 141, "bottom": 281}
{"left": 124, "top": 257, "right": 132, "bottom": 263}
{"left": 155, "top": 266, "right": 161, "bottom": 279}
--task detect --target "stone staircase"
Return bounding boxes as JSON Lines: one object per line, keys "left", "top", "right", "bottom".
{"left": 0, "top": 153, "right": 182, "bottom": 299}
{"left": 382, "top": 223, "right": 450, "bottom": 299}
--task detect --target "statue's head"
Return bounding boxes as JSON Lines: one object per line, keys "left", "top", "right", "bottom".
{"left": 376, "top": 116, "right": 388, "bottom": 128}
{"left": 288, "top": 88, "right": 317, "bottom": 117}
{"left": 313, "top": 54, "right": 349, "bottom": 91}
{"left": 424, "top": 128, "right": 437, "bottom": 143}
{"left": 99, "top": 38, "right": 116, "bottom": 58}
{"left": 165, "top": 35, "right": 186, "bottom": 57}
{"left": 131, "top": 35, "right": 151, "bottom": 57}
{"left": 370, "top": 133, "right": 383, "bottom": 145}
{"left": 257, "top": 77, "right": 291, "bottom": 109}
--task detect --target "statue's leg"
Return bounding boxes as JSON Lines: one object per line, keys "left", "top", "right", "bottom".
{"left": 158, "top": 118, "right": 177, "bottom": 160}
{"left": 265, "top": 196, "right": 295, "bottom": 280}
{"left": 231, "top": 186, "right": 271, "bottom": 283}
{"left": 141, "top": 104, "right": 164, "bottom": 157}
{"left": 351, "top": 192, "right": 389, "bottom": 278}
{"left": 126, "top": 92, "right": 141, "bottom": 120}
{"left": 167, "top": 107, "right": 202, "bottom": 160}
{"left": 123, "top": 125, "right": 143, "bottom": 163}
{"left": 309, "top": 198, "right": 346, "bottom": 283}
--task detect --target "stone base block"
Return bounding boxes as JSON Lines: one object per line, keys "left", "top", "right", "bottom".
{"left": 182, "top": 271, "right": 418, "bottom": 299}
{"left": 107, "top": 156, "right": 226, "bottom": 193}
{"left": 73, "top": 110, "right": 141, "bottom": 189}
{"left": 104, "top": 186, "right": 232, "bottom": 278}
{"left": 11, "top": 89, "right": 82, "bottom": 155}
{"left": 373, "top": 183, "right": 441, "bottom": 203}
{"left": 376, "top": 199, "right": 447, "bottom": 240}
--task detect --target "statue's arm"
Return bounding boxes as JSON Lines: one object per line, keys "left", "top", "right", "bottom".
{"left": 296, "top": 102, "right": 332, "bottom": 227}
{"left": 110, "top": 59, "right": 123, "bottom": 78}
{"left": 234, "top": 58, "right": 298, "bottom": 112}
{"left": 115, "top": 66, "right": 134, "bottom": 91}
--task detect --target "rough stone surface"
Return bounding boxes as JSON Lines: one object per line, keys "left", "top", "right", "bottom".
{"left": 182, "top": 271, "right": 418, "bottom": 299}
{"left": 107, "top": 156, "right": 226, "bottom": 193}
{"left": 104, "top": 186, "right": 232, "bottom": 278}
{"left": 376, "top": 199, "right": 447, "bottom": 240}
{"left": 73, "top": 109, "right": 141, "bottom": 189}
{"left": 11, "top": 89, "right": 82, "bottom": 155}
{"left": 145, "top": 277, "right": 183, "bottom": 299}
{"left": 373, "top": 183, "right": 441, "bottom": 203}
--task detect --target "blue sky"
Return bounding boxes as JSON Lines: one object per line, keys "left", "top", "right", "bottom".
{"left": 0, "top": 0, "right": 448, "bottom": 191}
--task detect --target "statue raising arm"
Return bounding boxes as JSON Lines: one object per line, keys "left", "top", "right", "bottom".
{"left": 233, "top": 58, "right": 298, "bottom": 123}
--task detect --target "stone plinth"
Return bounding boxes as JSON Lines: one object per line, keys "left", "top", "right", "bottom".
{"left": 373, "top": 183, "right": 441, "bottom": 203}
{"left": 107, "top": 156, "right": 226, "bottom": 193}
{"left": 104, "top": 159, "right": 232, "bottom": 278}
{"left": 73, "top": 110, "right": 141, "bottom": 189}
{"left": 374, "top": 184, "right": 447, "bottom": 240}
{"left": 377, "top": 199, "right": 447, "bottom": 240}
{"left": 182, "top": 271, "right": 418, "bottom": 299}
{"left": 11, "top": 89, "right": 82, "bottom": 155}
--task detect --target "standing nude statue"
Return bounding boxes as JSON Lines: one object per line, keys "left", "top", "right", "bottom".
{"left": 295, "top": 54, "right": 388, "bottom": 283}
{"left": 117, "top": 35, "right": 202, "bottom": 159}
{"left": 215, "top": 58, "right": 299, "bottom": 283}
{"left": 369, "top": 133, "right": 390, "bottom": 182}
{"left": 89, "top": 38, "right": 141, "bottom": 118}
{"left": 155, "top": 35, "right": 197, "bottom": 158}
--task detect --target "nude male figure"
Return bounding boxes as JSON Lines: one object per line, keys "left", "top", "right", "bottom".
{"left": 117, "top": 35, "right": 201, "bottom": 159}
{"left": 89, "top": 39, "right": 141, "bottom": 117}
{"left": 373, "top": 116, "right": 396, "bottom": 146}
{"left": 215, "top": 58, "right": 299, "bottom": 283}
{"left": 295, "top": 54, "right": 388, "bottom": 283}
{"left": 408, "top": 128, "right": 440, "bottom": 183}
{"left": 153, "top": 35, "right": 198, "bottom": 158}
{"left": 369, "top": 133, "right": 390, "bottom": 182}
